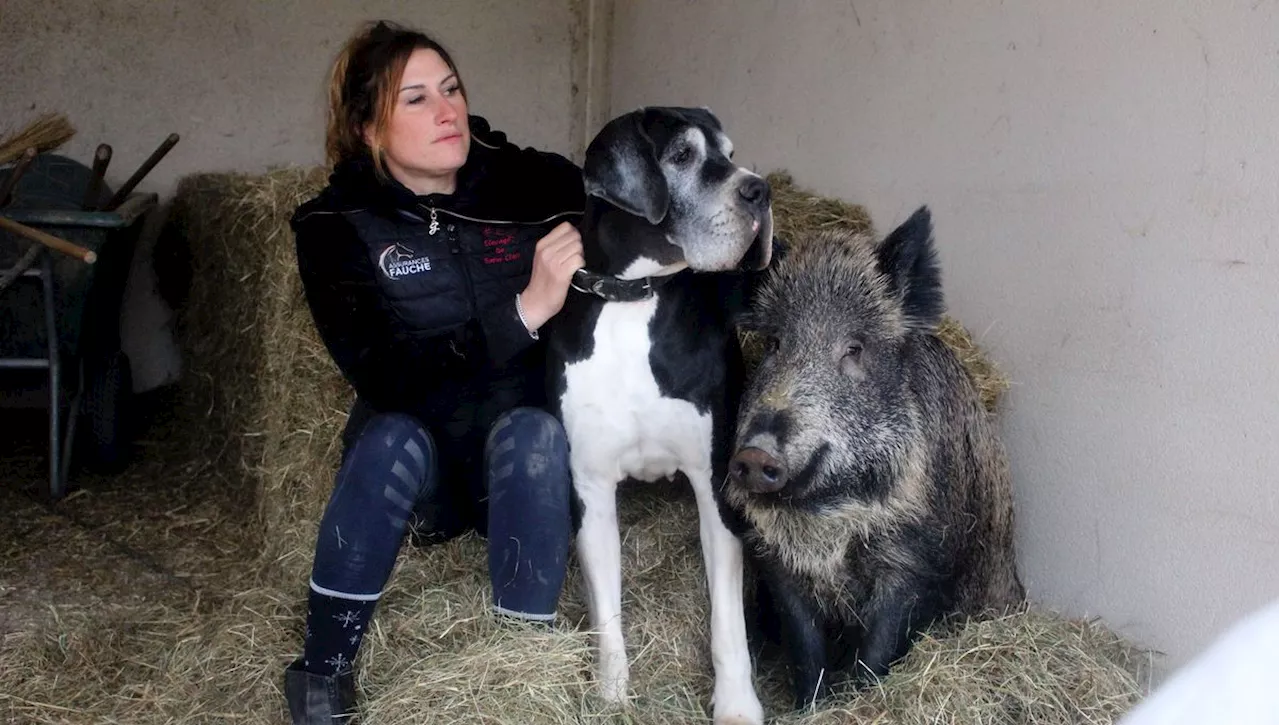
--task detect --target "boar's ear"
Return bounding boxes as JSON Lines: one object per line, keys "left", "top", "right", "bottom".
{"left": 734, "top": 307, "right": 761, "bottom": 332}
{"left": 875, "top": 206, "right": 944, "bottom": 329}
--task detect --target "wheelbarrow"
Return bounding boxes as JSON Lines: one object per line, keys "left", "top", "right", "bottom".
{"left": 1, "top": 151, "right": 160, "bottom": 499}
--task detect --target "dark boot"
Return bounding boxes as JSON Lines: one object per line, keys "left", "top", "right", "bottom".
{"left": 284, "top": 660, "right": 357, "bottom": 724}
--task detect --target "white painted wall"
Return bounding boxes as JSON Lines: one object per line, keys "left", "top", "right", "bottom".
{"left": 1, "top": 0, "right": 578, "bottom": 391}
{"left": 607, "top": 0, "right": 1277, "bottom": 672}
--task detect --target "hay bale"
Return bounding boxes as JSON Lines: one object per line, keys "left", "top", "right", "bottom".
{"left": 767, "top": 170, "right": 877, "bottom": 242}
{"left": 167, "top": 167, "right": 351, "bottom": 578}
{"left": 104, "top": 165, "right": 1146, "bottom": 724}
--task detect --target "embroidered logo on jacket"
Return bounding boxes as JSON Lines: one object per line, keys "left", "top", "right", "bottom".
{"left": 482, "top": 227, "right": 521, "bottom": 265}
{"left": 378, "top": 243, "right": 432, "bottom": 279}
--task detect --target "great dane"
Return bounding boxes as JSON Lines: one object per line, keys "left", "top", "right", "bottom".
{"left": 546, "top": 106, "right": 773, "bottom": 724}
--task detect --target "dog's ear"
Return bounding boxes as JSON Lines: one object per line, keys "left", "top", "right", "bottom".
{"left": 670, "top": 106, "right": 723, "bottom": 132}
{"left": 583, "top": 111, "right": 670, "bottom": 225}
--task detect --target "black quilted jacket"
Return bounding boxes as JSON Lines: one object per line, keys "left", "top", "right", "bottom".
{"left": 291, "top": 116, "right": 584, "bottom": 488}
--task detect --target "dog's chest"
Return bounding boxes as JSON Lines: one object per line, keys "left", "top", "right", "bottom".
{"left": 560, "top": 297, "right": 713, "bottom": 483}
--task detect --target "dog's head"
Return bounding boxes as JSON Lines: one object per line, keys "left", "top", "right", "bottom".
{"left": 583, "top": 107, "right": 773, "bottom": 275}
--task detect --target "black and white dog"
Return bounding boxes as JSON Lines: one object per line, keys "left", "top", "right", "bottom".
{"left": 546, "top": 107, "right": 773, "bottom": 724}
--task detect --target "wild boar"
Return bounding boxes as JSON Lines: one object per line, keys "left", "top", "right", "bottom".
{"left": 724, "top": 207, "right": 1025, "bottom": 708}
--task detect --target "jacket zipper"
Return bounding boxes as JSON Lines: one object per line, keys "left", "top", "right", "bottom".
{"left": 423, "top": 205, "right": 478, "bottom": 349}
{"left": 431, "top": 207, "right": 579, "bottom": 227}
{"left": 292, "top": 204, "right": 580, "bottom": 227}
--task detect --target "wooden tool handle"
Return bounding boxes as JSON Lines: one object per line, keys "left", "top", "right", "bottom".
{"left": 0, "top": 147, "right": 38, "bottom": 207}
{"left": 0, "top": 216, "right": 96, "bottom": 264}
{"left": 102, "top": 133, "right": 179, "bottom": 211}
{"left": 82, "top": 143, "right": 113, "bottom": 210}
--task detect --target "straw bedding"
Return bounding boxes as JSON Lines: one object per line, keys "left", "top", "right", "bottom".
{"left": 0, "top": 168, "right": 1148, "bottom": 724}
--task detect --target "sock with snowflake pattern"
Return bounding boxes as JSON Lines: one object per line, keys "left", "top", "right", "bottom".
{"left": 300, "top": 586, "right": 378, "bottom": 676}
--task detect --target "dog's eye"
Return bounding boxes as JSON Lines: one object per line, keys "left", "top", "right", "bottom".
{"left": 672, "top": 146, "right": 694, "bottom": 165}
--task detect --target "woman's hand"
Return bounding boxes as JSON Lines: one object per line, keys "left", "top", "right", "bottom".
{"left": 518, "top": 221, "right": 584, "bottom": 331}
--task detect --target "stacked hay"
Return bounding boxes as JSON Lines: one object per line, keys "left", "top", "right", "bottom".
{"left": 0, "top": 166, "right": 1147, "bottom": 724}
{"left": 166, "top": 167, "right": 352, "bottom": 578}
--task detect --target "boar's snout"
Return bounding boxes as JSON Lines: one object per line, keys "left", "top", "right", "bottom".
{"left": 730, "top": 447, "right": 789, "bottom": 494}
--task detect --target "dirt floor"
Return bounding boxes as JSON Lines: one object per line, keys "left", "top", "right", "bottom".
{"left": 0, "top": 386, "right": 256, "bottom": 642}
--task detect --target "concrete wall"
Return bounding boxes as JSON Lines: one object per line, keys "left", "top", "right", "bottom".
{"left": 1, "top": 0, "right": 579, "bottom": 391}
{"left": 607, "top": 0, "right": 1277, "bottom": 672}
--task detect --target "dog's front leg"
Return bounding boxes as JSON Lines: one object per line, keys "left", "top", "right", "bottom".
{"left": 690, "top": 468, "right": 764, "bottom": 725}
{"left": 575, "top": 473, "right": 630, "bottom": 703}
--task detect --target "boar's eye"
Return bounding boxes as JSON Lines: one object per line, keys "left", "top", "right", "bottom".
{"left": 839, "top": 341, "right": 865, "bottom": 377}
{"left": 763, "top": 335, "right": 780, "bottom": 355}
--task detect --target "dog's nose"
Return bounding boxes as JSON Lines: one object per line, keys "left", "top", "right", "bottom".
{"left": 729, "top": 447, "right": 788, "bottom": 494}
{"left": 738, "top": 176, "right": 770, "bottom": 208}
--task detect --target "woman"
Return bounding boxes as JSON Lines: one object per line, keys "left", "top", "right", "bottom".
{"left": 285, "top": 20, "right": 585, "bottom": 723}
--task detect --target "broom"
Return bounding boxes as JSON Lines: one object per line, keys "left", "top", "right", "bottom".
{"left": 0, "top": 112, "right": 76, "bottom": 166}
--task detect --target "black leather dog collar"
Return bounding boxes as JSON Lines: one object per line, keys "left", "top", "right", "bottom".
{"left": 570, "top": 268, "right": 677, "bottom": 302}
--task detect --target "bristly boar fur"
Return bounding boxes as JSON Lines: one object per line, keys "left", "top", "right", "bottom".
{"left": 724, "top": 207, "right": 1025, "bottom": 709}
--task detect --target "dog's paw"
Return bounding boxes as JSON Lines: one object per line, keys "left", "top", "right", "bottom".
{"left": 595, "top": 661, "right": 631, "bottom": 704}
{"left": 712, "top": 684, "right": 764, "bottom": 725}
{"left": 597, "top": 677, "right": 629, "bottom": 705}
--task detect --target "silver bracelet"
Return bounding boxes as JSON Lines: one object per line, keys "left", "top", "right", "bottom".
{"left": 515, "top": 293, "right": 539, "bottom": 340}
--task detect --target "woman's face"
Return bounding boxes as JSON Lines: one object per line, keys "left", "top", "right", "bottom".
{"left": 371, "top": 48, "right": 470, "bottom": 195}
